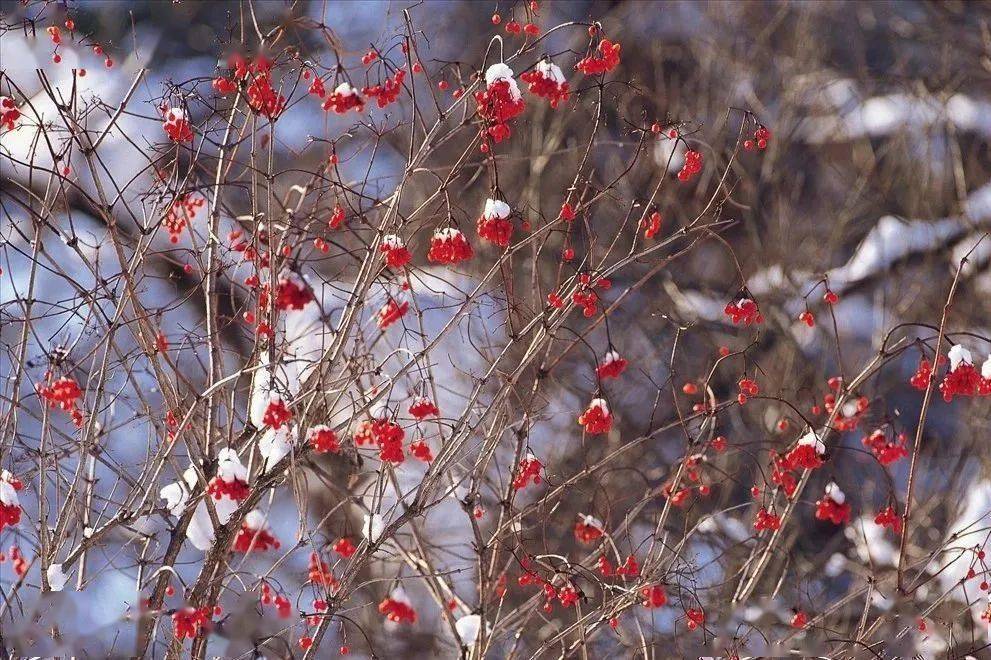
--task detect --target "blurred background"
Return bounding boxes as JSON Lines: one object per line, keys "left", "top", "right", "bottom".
{"left": 3, "top": 0, "right": 991, "bottom": 657}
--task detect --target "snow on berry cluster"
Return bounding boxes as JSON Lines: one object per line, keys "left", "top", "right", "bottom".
{"left": 476, "top": 198, "right": 514, "bottom": 248}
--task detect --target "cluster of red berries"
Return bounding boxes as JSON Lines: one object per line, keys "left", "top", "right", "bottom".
{"left": 475, "top": 70, "right": 526, "bottom": 145}
{"left": 573, "top": 514, "right": 605, "bottom": 543}
{"left": 737, "top": 377, "right": 759, "bottom": 405}
{"left": 378, "top": 592, "right": 418, "bottom": 624}
{"left": 512, "top": 454, "right": 543, "bottom": 490}
{"left": 744, "top": 125, "right": 772, "bottom": 151}
{"left": 576, "top": 39, "right": 621, "bottom": 75}
{"left": 578, "top": 398, "right": 612, "bottom": 434}
{"left": 379, "top": 235, "right": 412, "bottom": 269}
{"left": 233, "top": 520, "right": 281, "bottom": 553}
{"left": 262, "top": 397, "right": 292, "bottom": 429}
{"left": 4, "top": 545, "right": 29, "bottom": 577}
{"left": 0, "top": 501, "right": 21, "bottom": 532}
{"left": 641, "top": 210, "right": 662, "bottom": 239}
{"left": 238, "top": 56, "right": 286, "bottom": 119}
{"left": 323, "top": 82, "right": 364, "bottom": 114}
{"left": 307, "top": 552, "right": 339, "bottom": 590}
{"left": 862, "top": 428, "right": 908, "bottom": 466}
{"left": 37, "top": 375, "right": 84, "bottom": 427}
{"left": 211, "top": 76, "right": 237, "bottom": 95}
{"left": 0, "top": 96, "right": 21, "bottom": 131}
{"left": 598, "top": 554, "right": 639, "bottom": 578}
{"left": 677, "top": 149, "right": 703, "bottom": 181}
{"left": 321, "top": 204, "right": 344, "bottom": 231}
{"left": 275, "top": 273, "right": 315, "bottom": 311}
{"left": 783, "top": 436, "right": 825, "bottom": 471}
{"left": 376, "top": 297, "right": 409, "bottom": 330}
{"left": 0, "top": 473, "right": 23, "bottom": 533}
{"left": 333, "top": 537, "right": 357, "bottom": 558}
{"left": 754, "top": 506, "right": 781, "bottom": 531}
{"left": 477, "top": 213, "right": 514, "bottom": 248}
{"left": 874, "top": 505, "right": 901, "bottom": 533}
{"left": 408, "top": 397, "right": 439, "bottom": 420}
{"left": 640, "top": 584, "right": 667, "bottom": 608}
{"left": 909, "top": 357, "right": 934, "bottom": 390}
{"left": 362, "top": 69, "right": 406, "bottom": 108}
{"left": 520, "top": 60, "right": 570, "bottom": 108}
{"left": 46, "top": 21, "right": 113, "bottom": 68}
{"left": 427, "top": 228, "right": 474, "bottom": 265}
{"left": 259, "top": 583, "right": 292, "bottom": 617}
{"left": 559, "top": 202, "right": 577, "bottom": 222}
{"left": 37, "top": 375, "right": 82, "bottom": 412}
{"left": 228, "top": 229, "right": 268, "bottom": 270}
{"left": 206, "top": 475, "right": 250, "bottom": 502}
{"left": 596, "top": 351, "right": 628, "bottom": 380}
{"left": 938, "top": 350, "right": 991, "bottom": 401}
{"left": 354, "top": 417, "right": 406, "bottom": 464}
{"left": 814, "top": 484, "right": 851, "bottom": 525}
{"left": 939, "top": 362, "right": 985, "bottom": 401}
{"left": 409, "top": 439, "right": 433, "bottom": 462}
{"left": 519, "top": 560, "right": 581, "bottom": 614}
{"left": 163, "top": 193, "right": 205, "bottom": 243}
{"left": 162, "top": 107, "right": 193, "bottom": 143}
{"left": 500, "top": 20, "right": 541, "bottom": 37}
{"left": 308, "top": 425, "right": 341, "bottom": 454}
{"left": 172, "top": 606, "right": 212, "bottom": 641}
{"left": 724, "top": 297, "right": 763, "bottom": 325}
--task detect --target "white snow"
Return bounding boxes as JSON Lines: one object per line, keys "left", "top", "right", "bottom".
{"left": 47, "top": 563, "right": 69, "bottom": 591}
{"left": 363, "top": 513, "right": 385, "bottom": 542}
{"left": 581, "top": 514, "right": 603, "bottom": 530}
{"left": 797, "top": 429, "right": 826, "bottom": 455}
{"left": 0, "top": 479, "right": 18, "bottom": 507}
{"left": 587, "top": 398, "right": 609, "bottom": 415}
{"left": 333, "top": 82, "right": 360, "bottom": 97}
{"left": 482, "top": 198, "right": 511, "bottom": 219}
{"left": 159, "top": 481, "right": 189, "bottom": 517}
{"left": 484, "top": 63, "right": 522, "bottom": 101}
{"left": 216, "top": 447, "right": 248, "bottom": 483}
{"left": 259, "top": 424, "right": 296, "bottom": 471}
{"left": 846, "top": 515, "right": 898, "bottom": 566}
{"left": 948, "top": 344, "right": 973, "bottom": 371}
{"left": 535, "top": 59, "right": 566, "bottom": 85}
{"left": 433, "top": 227, "right": 466, "bottom": 241}
{"left": 244, "top": 509, "right": 268, "bottom": 530}
{"left": 824, "top": 481, "right": 845, "bottom": 504}
{"left": 455, "top": 613, "right": 488, "bottom": 646}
